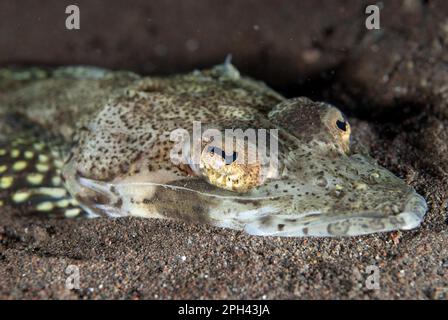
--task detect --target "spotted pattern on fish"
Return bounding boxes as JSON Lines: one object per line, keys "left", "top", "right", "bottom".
{"left": 0, "top": 136, "right": 81, "bottom": 217}
{"left": 0, "top": 62, "right": 427, "bottom": 236}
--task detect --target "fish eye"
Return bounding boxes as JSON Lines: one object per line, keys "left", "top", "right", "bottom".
{"left": 323, "top": 107, "right": 351, "bottom": 154}
{"left": 200, "top": 142, "right": 262, "bottom": 193}
{"left": 336, "top": 119, "right": 347, "bottom": 131}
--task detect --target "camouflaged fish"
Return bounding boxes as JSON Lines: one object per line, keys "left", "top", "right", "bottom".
{"left": 0, "top": 62, "right": 427, "bottom": 236}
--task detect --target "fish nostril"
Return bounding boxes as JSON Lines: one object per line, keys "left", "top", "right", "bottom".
{"left": 315, "top": 176, "right": 328, "bottom": 187}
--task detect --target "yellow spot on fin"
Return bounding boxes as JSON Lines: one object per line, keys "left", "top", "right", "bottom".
{"left": 52, "top": 176, "right": 62, "bottom": 186}
{"left": 38, "top": 154, "right": 49, "bottom": 162}
{"left": 36, "top": 163, "right": 50, "bottom": 172}
{"left": 33, "top": 143, "right": 45, "bottom": 151}
{"left": 13, "top": 161, "right": 28, "bottom": 171}
{"left": 12, "top": 191, "right": 31, "bottom": 203}
{"left": 27, "top": 173, "right": 44, "bottom": 185}
{"left": 65, "top": 208, "right": 81, "bottom": 218}
{"left": 0, "top": 176, "right": 13, "bottom": 189}
{"left": 36, "top": 187, "right": 67, "bottom": 198}
{"left": 36, "top": 201, "right": 54, "bottom": 212}
{"left": 24, "top": 151, "right": 34, "bottom": 159}
{"left": 11, "top": 149, "right": 20, "bottom": 158}
{"left": 54, "top": 160, "right": 64, "bottom": 169}
{"left": 57, "top": 199, "right": 70, "bottom": 208}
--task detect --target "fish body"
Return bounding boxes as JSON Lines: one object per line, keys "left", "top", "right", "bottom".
{"left": 0, "top": 63, "right": 427, "bottom": 236}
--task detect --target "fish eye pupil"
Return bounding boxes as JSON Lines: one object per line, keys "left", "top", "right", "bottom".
{"left": 208, "top": 146, "right": 216, "bottom": 154}
{"left": 207, "top": 146, "right": 237, "bottom": 164}
{"left": 336, "top": 119, "right": 347, "bottom": 131}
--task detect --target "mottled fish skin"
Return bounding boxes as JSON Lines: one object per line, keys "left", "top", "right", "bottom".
{"left": 0, "top": 64, "right": 427, "bottom": 236}
{"left": 0, "top": 66, "right": 139, "bottom": 217}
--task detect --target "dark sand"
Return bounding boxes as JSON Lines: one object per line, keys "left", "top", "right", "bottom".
{"left": 1, "top": 0, "right": 447, "bottom": 299}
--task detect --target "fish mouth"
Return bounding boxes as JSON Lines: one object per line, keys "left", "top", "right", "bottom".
{"left": 72, "top": 172, "right": 428, "bottom": 237}
{"left": 241, "top": 191, "right": 428, "bottom": 237}
{"left": 66, "top": 153, "right": 428, "bottom": 237}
